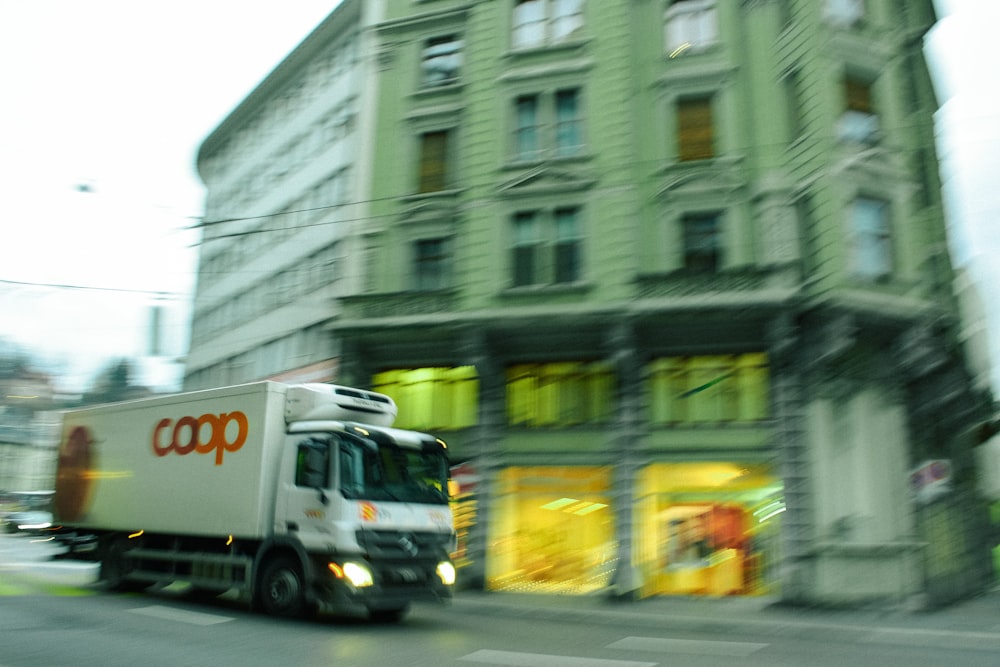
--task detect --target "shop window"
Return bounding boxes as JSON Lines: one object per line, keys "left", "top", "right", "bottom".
{"left": 488, "top": 466, "right": 614, "bottom": 594}
{"left": 506, "top": 361, "right": 613, "bottom": 427}
{"left": 513, "top": 0, "right": 584, "bottom": 50}
{"left": 372, "top": 366, "right": 479, "bottom": 431}
{"left": 422, "top": 35, "right": 462, "bottom": 87}
{"left": 677, "top": 96, "right": 715, "bottom": 161}
{"left": 648, "top": 353, "right": 769, "bottom": 425}
{"left": 417, "top": 129, "right": 451, "bottom": 193}
{"left": 681, "top": 212, "right": 721, "bottom": 272}
{"left": 511, "top": 207, "right": 583, "bottom": 287}
{"left": 849, "top": 196, "right": 892, "bottom": 280}
{"left": 413, "top": 238, "right": 451, "bottom": 291}
{"left": 664, "top": 0, "right": 718, "bottom": 55}
{"left": 635, "top": 462, "right": 783, "bottom": 597}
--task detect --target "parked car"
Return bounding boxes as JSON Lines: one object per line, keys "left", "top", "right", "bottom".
{"left": 2, "top": 510, "right": 54, "bottom": 535}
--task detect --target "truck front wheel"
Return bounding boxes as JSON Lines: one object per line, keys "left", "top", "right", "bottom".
{"left": 258, "top": 557, "right": 306, "bottom": 618}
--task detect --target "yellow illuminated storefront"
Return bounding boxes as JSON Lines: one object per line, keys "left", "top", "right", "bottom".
{"left": 487, "top": 466, "right": 616, "bottom": 594}
{"left": 634, "top": 462, "right": 783, "bottom": 597}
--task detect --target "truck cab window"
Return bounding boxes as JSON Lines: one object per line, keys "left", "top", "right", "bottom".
{"left": 338, "top": 436, "right": 449, "bottom": 505}
{"left": 295, "top": 438, "right": 331, "bottom": 488}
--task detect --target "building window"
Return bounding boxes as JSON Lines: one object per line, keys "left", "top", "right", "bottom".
{"left": 418, "top": 130, "right": 451, "bottom": 193}
{"left": 677, "top": 96, "right": 715, "bottom": 161}
{"left": 414, "top": 238, "right": 450, "bottom": 291}
{"left": 515, "top": 95, "right": 541, "bottom": 161}
{"left": 507, "top": 361, "right": 614, "bottom": 426}
{"left": 422, "top": 35, "right": 462, "bottom": 87}
{"left": 554, "top": 208, "right": 581, "bottom": 283}
{"left": 648, "top": 353, "right": 770, "bottom": 425}
{"left": 513, "top": 89, "right": 584, "bottom": 161}
{"left": 682, "top": 212, "right": 721, "bottom": 272}
{"left": 512, "top": 207, "right": 582, "bottom": 287}
{"left": 664, "top": 0, "right": 718, "bottom": 54}
{"left": 849, "top": 197, "right": 892, "bottom": 280}
{"left": 555, "top": 89, "right": 583, "bottom": 157}
{"left": 513, "top": 0, "right": 584, "bottom": 49}
{"left": 824, "top": 0, "right": 864, "bottom": 27}
{"left": 373, "top": 367, "right": 479, "bottom": 431}
{"left": 913, "top": 148, "right": 936, "bottom": 209}
{"left": 836, "top": 75, "right": 878, "bottom": 144}
{"left": 783, "top": 68, "right": 805, "bottom": 141}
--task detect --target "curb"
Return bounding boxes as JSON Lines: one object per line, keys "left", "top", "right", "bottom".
{"left": 449, "top": 595, "right": 1000, "bottom": 649}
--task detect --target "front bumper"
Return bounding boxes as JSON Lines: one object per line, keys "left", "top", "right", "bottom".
{"left": 311, "top": 556, "right": 454, "bottom": 612}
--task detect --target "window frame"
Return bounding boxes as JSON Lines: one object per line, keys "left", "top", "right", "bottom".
{"left": 837, "top": 74, "right": 878, "bottom": 144}
{"left": 413, "top": 237, "right": 452, "bottom": 291}
{"left": 417, "top": 129, "right": 452, "bottom": 193}
{"left": 512, "top": 0, "right": 585, "bottom": 50}
{"left": 510, "top": 206, "right": 584, "bottom": 287}
{"left": 664, "top": 0, "right": 719, "bottom": 54}
{"left": 680, "top": 211, "right": 722, "bottom": 273}
{"left": 511, "top": 87, "right": 585, "bottom": 163}
{"left": 421, "top": 35, "right": 463, "bottom": 88}
{"left": 848, "top": 195, "right": 893, "bottom": 281}
{"left": 676, "top": 95, "right": 715, "bottom": 162}
{"left": 824, "top": 0, "right": 865, "bottom": 27}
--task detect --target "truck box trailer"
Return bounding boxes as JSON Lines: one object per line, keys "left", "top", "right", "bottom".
{"left": 53, "top": 381, "right": 456, "bottom": 621}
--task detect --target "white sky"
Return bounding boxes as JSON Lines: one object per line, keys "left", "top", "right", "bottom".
{"left": 0, "top": 1, "right": 337, "bottom": 391}
{"left": 0, "top": 0, "right": 998, "bottom": 393}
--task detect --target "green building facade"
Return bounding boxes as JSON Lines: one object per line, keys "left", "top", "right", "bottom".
{"left": 194, "top": 0, "right": 995, "bottom": 607}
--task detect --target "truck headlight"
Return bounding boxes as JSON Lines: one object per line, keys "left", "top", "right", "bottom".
{"left": 436, "top": 561, "right": 456, "bottom": 586}
{"left": 342, "top": 562, "right": 374, "bottom": 588}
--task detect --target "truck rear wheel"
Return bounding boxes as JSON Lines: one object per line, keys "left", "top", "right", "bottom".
{"left": 100, "top": 537, "right": 151, "bottom": 592}
{"left": 258, "top": 557, "right": 306, "bottom": 618}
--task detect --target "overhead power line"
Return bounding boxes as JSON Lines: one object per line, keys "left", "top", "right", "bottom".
{"left": 0, "top": 278, "right": 187, "bottom": 298}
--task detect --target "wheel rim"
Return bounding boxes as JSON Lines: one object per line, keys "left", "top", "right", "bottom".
{"left": 270, "top": 572, "right": 295, "bottom": 604}
{"left": 264, "top": 566, "right": 302, "bottom": 614}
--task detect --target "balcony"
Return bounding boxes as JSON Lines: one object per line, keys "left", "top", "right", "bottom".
{"left": 338, "top": 290, "right": 458, "bottom": 322}
{"left": 634, "top": 266, "right": 799, "bottom": 300}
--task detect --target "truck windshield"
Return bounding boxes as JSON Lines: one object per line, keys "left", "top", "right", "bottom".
{"left": 340, "top": 439, "right": 449, "bottom": 505}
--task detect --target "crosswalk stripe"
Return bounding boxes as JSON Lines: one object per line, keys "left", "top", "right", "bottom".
{"left": 607, "top": 636, "right": 768, "bottom": 657}
{"left": 129, "top": 605, "right": 234, "bottom": 626}
{"left": 458, "top": 650, "right": 656, "bottom": 667}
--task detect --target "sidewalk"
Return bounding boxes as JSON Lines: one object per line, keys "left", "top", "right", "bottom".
{"left": 450, "top": 587, "right": 1000, "bottom": 648}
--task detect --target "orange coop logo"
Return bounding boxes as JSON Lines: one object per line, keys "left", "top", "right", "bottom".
{"left": 151, "top": 411, "right": 249, "bottom": 466}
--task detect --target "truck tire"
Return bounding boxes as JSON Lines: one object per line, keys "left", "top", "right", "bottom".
{"left": 258, "top": 557, "right": 306, "bottom": 618}
{"left": 100, "top": 538, "right": 150, "bottom": 592}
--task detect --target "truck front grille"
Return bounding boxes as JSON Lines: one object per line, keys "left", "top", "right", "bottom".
{"left": 355, "top": 529, "right": 450, "bottom": 560}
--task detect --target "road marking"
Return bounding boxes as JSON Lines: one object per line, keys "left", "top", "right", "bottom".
{"left": 129, "top": 605, "right": 234, "bottom": 626}
{"left": 861, "top": 627, "right": 1000, "bottom": 651}
{"left": 458, "top": 649, "right": 656, "bottom": 667}
{"left": 607, "top": 636, "right": 768, "bottom": 657}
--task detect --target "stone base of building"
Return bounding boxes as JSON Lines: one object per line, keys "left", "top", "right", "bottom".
{"left": 788, "top": 543, "right": 924, "bottom": 608}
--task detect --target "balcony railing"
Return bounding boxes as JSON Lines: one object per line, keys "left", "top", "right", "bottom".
{"left": 339, "top": 290, "right": 458, "bottom": 320}
{"left": 634, "top": 267, "right": 797, "bottom": 300}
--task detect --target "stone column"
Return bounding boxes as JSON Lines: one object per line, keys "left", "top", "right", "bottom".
{"left": 459, "top": 327, "right": 503, "bottom": 591}
{"left": 607, "top": 320, "right": 644, "bottom": 599}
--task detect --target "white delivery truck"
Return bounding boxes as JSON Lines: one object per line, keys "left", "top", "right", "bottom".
{"left": 52, "top": 381, "right": 456, "bottom": 621}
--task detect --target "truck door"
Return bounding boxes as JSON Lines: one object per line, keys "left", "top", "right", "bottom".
{"left": 278, "top": 436, "right": 334, "bottom": 549}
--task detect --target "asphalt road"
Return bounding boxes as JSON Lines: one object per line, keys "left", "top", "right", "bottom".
{"left": 2, "top": 534, "right": 998, "bottom": 667}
